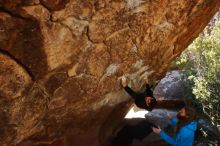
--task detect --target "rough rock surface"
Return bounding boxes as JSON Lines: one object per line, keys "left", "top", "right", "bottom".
{"left": 0, "top": 0, "right": 220, "bottom": 146}
{"left": 154, "top": 70, "right": 184, "bottom": 99}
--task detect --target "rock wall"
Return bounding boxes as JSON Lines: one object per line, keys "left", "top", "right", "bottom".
{"left": 0, "top": 0, "right": 220, "bottom": 146}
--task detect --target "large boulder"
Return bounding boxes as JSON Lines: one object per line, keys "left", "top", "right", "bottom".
{"left": 154, "top": 70, "right": 184, "bottom": 100}
{"left": 0, "top": 0, "right": 220, "bottom": 145}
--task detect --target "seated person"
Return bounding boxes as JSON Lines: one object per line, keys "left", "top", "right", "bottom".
{"left": 121, "top": 76, "right": 157, "bottom": 111}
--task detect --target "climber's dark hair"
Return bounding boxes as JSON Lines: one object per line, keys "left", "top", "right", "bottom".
{"left": 149, "top": 97, "right": 157, "bottom": 108}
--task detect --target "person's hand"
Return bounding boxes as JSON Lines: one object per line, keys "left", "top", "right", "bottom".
{"left": 144, "top": 78, "right": 148, "bottom": 85}
{"left": 152, "top": 126, "right": 161, "bottom": 134}
{"left": 121, "top": 76, "right": 128, "bottom": 87}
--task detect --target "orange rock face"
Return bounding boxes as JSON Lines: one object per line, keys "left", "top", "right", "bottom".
{"left": 0, "top": 0, "right": 219, "bottom": 146}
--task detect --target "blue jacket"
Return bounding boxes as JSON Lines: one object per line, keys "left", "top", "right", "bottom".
{"left": 159, "top": 116, "right": 197, "bottom": 146}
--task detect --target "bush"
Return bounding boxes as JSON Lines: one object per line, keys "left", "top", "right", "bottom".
{"left": 174, "top": 22, "right": 220, "bottom": 128}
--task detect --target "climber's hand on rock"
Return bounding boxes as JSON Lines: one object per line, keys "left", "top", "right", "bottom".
{"left": 121, "top": 76, "right": 128, "bottom": 87}
{"left": 152, "top": 126, "right": 161, "bottom": 134}
{"left": 144, "top": 78, "right": 148, "bottom": 84}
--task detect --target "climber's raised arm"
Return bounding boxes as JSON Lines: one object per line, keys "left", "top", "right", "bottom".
{"left": 121, "top": 76, "right": 157, "bottom": 111}
{"left": 121, "top": 76, "right": 139, "bottom": 99}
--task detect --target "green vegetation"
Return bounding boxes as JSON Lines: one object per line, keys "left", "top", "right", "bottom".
{"left": 174, "top": 22, "right": 220, "bottom": 129}
{"left": 174, "top": 21, "right": 220, "bottom": 145}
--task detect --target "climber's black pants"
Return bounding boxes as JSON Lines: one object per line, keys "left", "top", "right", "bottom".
{"left": 112, "top": 120, "right": 156, "bottom": 146}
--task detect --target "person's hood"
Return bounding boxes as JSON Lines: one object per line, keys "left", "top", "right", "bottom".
{"left": 185, "top": 121, "right": 197, "bottom": 131}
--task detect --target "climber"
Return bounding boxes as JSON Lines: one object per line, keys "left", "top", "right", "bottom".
{"left": 152, "top": 106, "right": 198, "bottom": 146}
{"left": 121, "top": 76, "right": 157, "bottom": 111}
